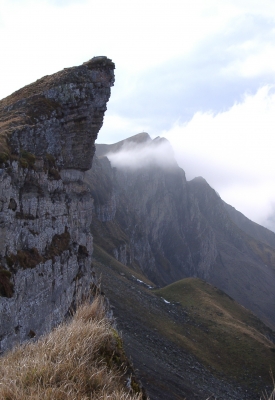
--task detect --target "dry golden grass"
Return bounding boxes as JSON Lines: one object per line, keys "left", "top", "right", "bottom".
{"left": 261, "top": 386, "right": 275, "bottom": 400}
{"left": 0, "top": 297, "right": 143, "bottom": 400}
{"left": 261, "top": 373, "right": 275, "bottom": 400}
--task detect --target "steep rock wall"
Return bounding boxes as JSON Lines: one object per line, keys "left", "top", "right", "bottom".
{"left": 223, "top": 201, "right": 275, "bottom": 248}
{"left": 87, "top": 133, "right": 275, "bottom": 329}
{"left": 86, "top": 154, "right": 216, "bottom": 285}
{"left": 0, "top": 57, "right": 115, "bottom": 352}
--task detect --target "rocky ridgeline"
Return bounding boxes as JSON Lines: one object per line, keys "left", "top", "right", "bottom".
{"left": 0, "top": 57, "right": 115, "bottom": 352}
{"left": 87, "top": 133, "right": 275, "bottom": 329}
{"left": 87, "top": 136, "right": 222, "bottom": 285}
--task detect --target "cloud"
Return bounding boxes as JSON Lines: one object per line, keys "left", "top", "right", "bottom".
{"left": 98, "top": 114, "right": 153, "bottom": 144}
{"left": 98, "top": 10, "right": 275, "bottom": 142}
{"left": 162, "top": 85, "right": 275, "bottom": 230}
{"left": 219, "top": 182, "right": 275, "bottom": 231}
{"left": 1, "top": 0, "right": 275, "bottom": 231}
{"left": 2, "top": 0, "right": 274, "bottom": 100}
{"left": 105, "top": 138, "right": 177, "bottom": 170}
{"left": 1, "top": 0, "right": 221, "bottom": 98}
{"left": 46, "top": 0, "right": 88, "bottom": 6}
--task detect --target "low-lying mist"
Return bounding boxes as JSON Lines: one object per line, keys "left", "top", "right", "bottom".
{"left": 105, "top": 137, "right": 178, "bottom": 170}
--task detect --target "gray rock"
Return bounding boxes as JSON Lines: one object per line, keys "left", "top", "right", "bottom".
{"left": 87, "top": 133, "right": 275, "bottom": 330}
{"left": 0, "top": 57, "right": 115, "bottom": 353}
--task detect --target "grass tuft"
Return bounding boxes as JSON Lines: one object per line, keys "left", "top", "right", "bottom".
{"left": 45, "top": 229, "right": 70, "bottom": 259}
{"left": 261, "top": 388, "right": 275, "bottom": 400}
{"left": 19, "top": 150, "right": 36, "bottom": 169}
{"left": 12, "top": 248, "right": 44, "bottom": 270}
{"left": 0, "top": 266, "right": 14, "bottom": 297}
{"left": 261, "top": 372, "right": 275, "bottom": 400}
{"left": 0, "top": 296, "right": 144, "bottom": 399}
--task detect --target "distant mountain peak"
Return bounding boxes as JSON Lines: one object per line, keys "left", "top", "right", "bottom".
{"left": 96, "top": 132, "right": 152, "bottom": 157}
{"left": 96, "top": 132, "right": 178, "bottom": 170}
{"left": 126, "top": 132, "right": 152, "bottom": 143}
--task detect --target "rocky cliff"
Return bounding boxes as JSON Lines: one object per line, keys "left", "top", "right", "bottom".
{"left": 87, "top": 133, "right": 275, "bottom": 329}
{"left": 0, "top": 57, "right": 115, "bottom": 352}
{"left": 223, "top": 201, "right": 275, "bottom": 248}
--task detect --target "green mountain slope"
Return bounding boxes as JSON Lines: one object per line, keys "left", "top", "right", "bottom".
{"left": 86, "top": 134, "right": 275, "bottom": 330}
{"left": 155, "top": 278, "right": 275, "bottom": 388}
{"left": 88, "top": 133, "right": 275, "bottom": 398}
{"left": 93, "top": 244, "right": 275, "bottom": 399}
{"left": 224, "top": 202, "right": 275, "bottom": 249}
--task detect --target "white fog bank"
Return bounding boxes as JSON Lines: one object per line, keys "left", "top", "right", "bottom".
{"left": 106, "top": 138, "right": 178, "bottom": 170}
{"left": 162, "top": 85, "right": 275, "bottom": 231}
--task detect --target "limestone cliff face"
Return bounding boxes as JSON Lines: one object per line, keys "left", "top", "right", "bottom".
{"left": 223, "top": 201, "right": 275, "bottom": 249}
{"left": 87, "top": 133, "right": 275, "bottom": 329}
{"left": 0, "top": 57, "right": 115, "bottom": 352}
{"left": 86, "top": 134, "right": 213, "bottom": 285}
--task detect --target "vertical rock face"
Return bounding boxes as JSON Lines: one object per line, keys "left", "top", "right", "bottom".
{"left": 87, "top": 134, "right": 220, "bottom": 286}
{"left": 86, "top": 134, "right": 196, "bottom": 285}
{"left": 0, "top": 57, "right": 115, "bottom": 353}
{"left": 87, "top": 133, "right": 275, "bottom": 329}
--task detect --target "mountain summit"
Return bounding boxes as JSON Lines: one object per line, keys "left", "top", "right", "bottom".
{"left": 87, "top": 133, "right": 275, "bottom": 330}
{"left": 96, "top": 132, "right": 151, "bottom": 157}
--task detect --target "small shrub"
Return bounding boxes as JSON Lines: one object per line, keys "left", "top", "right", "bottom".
{"left": 8, "top": 198, "right": 17, "bottom": 211}
{"left": 9, "top": 229, "right": 71, "bottom": 272}
{"left": 0, "top": 266, "right": 14, "bottom": 297}
{"left": 48, "top": 167, "right": 61, "bottom": 180}
{"left": 6, "top": 255, "right": 14, "bottom": 268}
{"left": 19, "top": 151, "right": 36, "bottom": 169}
{"left": 0, "top": 152, "right": 9, "bottom": 164}
{"left": 77, "top": 245, "right": 89, "bottom": 261}
{"left": 12, "top": 248, "right": 44, "bottom": 269}
{"left": 19, "top": 158, "right": 29, "bottom": 168}
{"left": 46, "top": 228, "right": 70, "bottom": 259}
{"left": 45, "top": 153, "right": 56, "bottom": 167}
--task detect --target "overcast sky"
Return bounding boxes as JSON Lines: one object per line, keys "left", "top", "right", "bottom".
{"left": 1, "top": 0, "right": 275, "bottom": 230}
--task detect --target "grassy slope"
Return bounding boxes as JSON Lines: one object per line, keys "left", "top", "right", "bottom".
{"left": 0, "top": 297, "right": 145, "bottom": 400}
{"left": 154, "top": 278, "right": 275, "bottom": 389}
{"left": 245, "top": 233, "right": 275, "bottom": 270}
{"left": 92, "top": 244, "right": 275, "bottom": 396}
{"left": 93, "top": 244, "right": 155, "bottom": 287}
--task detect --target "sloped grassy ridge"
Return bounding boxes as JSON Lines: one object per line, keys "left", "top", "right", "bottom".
{"left": 155, "top": 278, "right": 275, "bottom": 391}
{"left": 0, "top": 297, "right": 145, "bottom": 400}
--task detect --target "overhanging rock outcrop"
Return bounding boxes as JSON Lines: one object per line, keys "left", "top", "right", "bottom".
{"left": 0, "top": 57, "right": 115, "bottom": 352}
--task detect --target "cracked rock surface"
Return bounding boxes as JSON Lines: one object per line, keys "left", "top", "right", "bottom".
{"left": 0, "top": 57, "right": 114, "bottom": 353}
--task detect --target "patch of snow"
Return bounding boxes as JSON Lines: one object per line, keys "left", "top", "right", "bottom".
{"left": 132, "top": 275, "right": 154, "bottom": 289}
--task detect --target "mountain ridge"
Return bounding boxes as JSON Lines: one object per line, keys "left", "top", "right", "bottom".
{"left": 89, "top": 133, "right": 275, "bottom": 330}
{"left": 88, "top": 134, "right": 275, "bottom": 397}
{"left": 1, "top": 61, "right": 275, "bottom": 399}
{"left": 224, "top": 201, "right": 275, "bottom": 247}
{"left": 92, "top": 242, "right": 275, "bottom": 399}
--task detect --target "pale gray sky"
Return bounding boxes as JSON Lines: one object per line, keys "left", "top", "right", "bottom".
{"left": 1, "top": 0, "right": 275, "bottom": 230}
